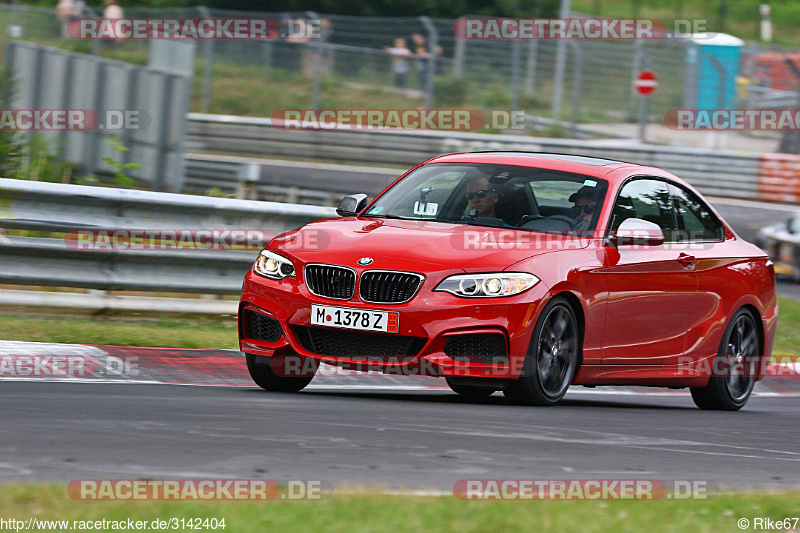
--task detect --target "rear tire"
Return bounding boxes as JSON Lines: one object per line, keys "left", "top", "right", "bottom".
{"left": 246, "top": 353, "right": 317, "bottom": 393}
{"left": 446, "top": 377, "right": 496, "bottom": 398}
{"left": 690, "top": 309, "right": 761, "bottom": 411}
{"left": 504, "top": 296, "right": 580, "bottom": 406}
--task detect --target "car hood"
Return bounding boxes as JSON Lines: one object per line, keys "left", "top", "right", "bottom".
{"left": 270, "top": 217, "right": 589, "bottom": 272}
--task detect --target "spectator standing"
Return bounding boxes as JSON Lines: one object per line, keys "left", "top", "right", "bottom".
{"left": 385, "top": 38, "right": 411, "bottom": 88}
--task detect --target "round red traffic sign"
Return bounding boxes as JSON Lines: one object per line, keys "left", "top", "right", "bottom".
{"left": 634, "top": 70, "right": 658, "bottom": 96}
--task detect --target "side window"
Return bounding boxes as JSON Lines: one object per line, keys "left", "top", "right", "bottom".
{"left": 668, "top": 184, "right": 724, "bottom": 242}
{"left": 611, "top": 179, "right": 677, "bottom": 241}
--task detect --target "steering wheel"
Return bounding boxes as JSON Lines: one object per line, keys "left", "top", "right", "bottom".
{"left": 518, "top": 214, "right": 545, "bottom": 225}
{"left": 545, "top": 215, "right": 577, "bottom": 229}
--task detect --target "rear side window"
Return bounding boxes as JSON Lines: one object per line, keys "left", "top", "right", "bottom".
{"left": 611, "top": 179, "right": 677, "bottom": 241}
{"left": 668, "top": 184, "right": 724, "bottom": 242}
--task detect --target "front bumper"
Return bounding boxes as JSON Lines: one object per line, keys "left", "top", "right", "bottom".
{"left": 238, "top": 268, "right": 547, "bottom": 379}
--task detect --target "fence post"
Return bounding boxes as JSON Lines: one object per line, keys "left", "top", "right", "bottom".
{"left": 524, "top": 38, "right": 538, "bottom": 94}
{"left": 83, "top": 61, "right": 106, "bottom": 178}
{"left": 153, "top": 74, "right": 174, "bottom": 192}
{"left": 420, "top": 16, "right": 438, "bottom": 109}
{"left": 307, "top": 11, "right": 323, "bottom": 111}
{"left": 511, "top": 39, "right": 521, "bottom": 112}
{"left": 454, "top": 36, "right": 465, "bottom": 79}
{"left": 551, "top": 0, "right": 571, "bottom": 118}
{"left": 198, "top": 6, "right": 214, "bottom": 113}
{"left": 778, "top": 58, "right": 800, "bottom": 154}
{"left": 568, "top": 41, "right": 582, "bottom": 138}
{"left": 59, "top": 54, "right": 75, "bottom": 160}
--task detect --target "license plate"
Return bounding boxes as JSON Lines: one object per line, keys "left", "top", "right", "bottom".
{"left": 311, "top": 304, "right": 399, "bottom": 333}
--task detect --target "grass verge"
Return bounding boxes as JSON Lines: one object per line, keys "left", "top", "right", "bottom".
{"left": 1, "top": 484, "right": 799, "bottom": 532}
{"left": 0, "top": 296, "right": 797, "bottom": 359}
{"left": 0, "top": 314, "right": 238, "bottom": 349}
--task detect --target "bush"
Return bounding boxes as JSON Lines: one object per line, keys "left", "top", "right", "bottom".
{"left": 433, "top": 77, "right": 468, "bottom": 107}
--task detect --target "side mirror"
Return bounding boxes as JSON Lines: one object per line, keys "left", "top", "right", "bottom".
{"left": 336, "top": 194, "right": 369, "bottom": 217}
{"left": 607, "top": 218, "right": 665, "bottom": 247}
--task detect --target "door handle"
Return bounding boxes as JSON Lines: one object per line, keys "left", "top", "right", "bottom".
{"left": 678, "top": 253, "right": 696, "bottom": 267}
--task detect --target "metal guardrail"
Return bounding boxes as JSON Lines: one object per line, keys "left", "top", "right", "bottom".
{"left": 0, "top": 178, "right": 337, "bottom": 311}
{"left": 185, "top": 113, "right": 781, "bottom": 201}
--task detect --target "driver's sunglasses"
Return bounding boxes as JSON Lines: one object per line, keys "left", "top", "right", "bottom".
{"left": 575, "top": 203, "right": 596, "bottom": 215}
{"left": 466, "top": 189, "right": 491, "bottom": 200}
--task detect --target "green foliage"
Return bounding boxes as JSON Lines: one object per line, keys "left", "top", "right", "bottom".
{"left": 100, "top": 135, "right": 140, "bottom": 188}
{"left": 433, "top": 77, "right": 469, "bottom": 107}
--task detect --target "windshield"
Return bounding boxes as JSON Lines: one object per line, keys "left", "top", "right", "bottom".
{"left": 363, "top": 163, "right": 608, "bottom": 234}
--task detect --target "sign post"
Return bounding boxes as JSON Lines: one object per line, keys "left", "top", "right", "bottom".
{"left": 634, "top": 70, "right": 658, "bottom": 143}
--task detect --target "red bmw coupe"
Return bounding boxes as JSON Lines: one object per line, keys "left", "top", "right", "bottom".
{"left": 239, "top": 152, "right": 777, "bottom": 410}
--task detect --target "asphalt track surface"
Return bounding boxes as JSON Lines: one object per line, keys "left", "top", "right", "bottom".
{"left": 2, "top": 381, "right": 800, "bottom": 489}
{"left": 1, "top": 196, "right": 800, "bottom": 491}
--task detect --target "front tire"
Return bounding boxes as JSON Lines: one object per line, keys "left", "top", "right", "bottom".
{"left": 246, "top": 353, "right": 317, "bottom": 392}
{"left": 690, "top": 309, "right": 761, "bottom": 411}
{"left": 504, "top": 296, "right": 580, "bottom": 406}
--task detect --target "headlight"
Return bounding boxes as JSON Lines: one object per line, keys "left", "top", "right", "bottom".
{"left": 434, "top": 273, "right": 538, "bottom": 298}
{"left": 254, "top": 250, "right": 295, "bottom": 280}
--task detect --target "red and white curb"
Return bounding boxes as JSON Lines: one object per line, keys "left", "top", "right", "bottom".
{"left": 1, "top": 341, "right": 799, "bottom": 396}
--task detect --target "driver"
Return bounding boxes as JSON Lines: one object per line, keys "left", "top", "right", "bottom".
{"left": 465, "top": 176, "right": 498, "bottom": 218}
{"left": 568, "top": 186, "right": 599, "bottom": 229}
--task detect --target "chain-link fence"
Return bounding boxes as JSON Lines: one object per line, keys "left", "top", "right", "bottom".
{"left": 1, "top": 3, "right": 799, "bottom": 138}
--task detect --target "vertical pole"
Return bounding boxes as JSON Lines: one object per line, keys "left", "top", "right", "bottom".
{"left": 637, "top": 51, "right": 653, "bottom": 143}
{"left": 121, "top": 65, "right": 138, "bottom": 171}
{"left": 420, "top": 16, "right": 438, "bottom": 109}
{"left": 307, "top": 11, "right": 323, "bottom": 111}
{"left": 153, "top": 74, "right": 173, "bottom": 192}
{"left": 569, "top": 41, "right": 582, "bottom": 138}
{"left": 551, "top": 0, "right": 571, "bottom": 118}
{"left": 198, "top": 6, "right": 213, "bottom": 113}
{"left": 454, "top": 36, "right": 465, "bottom": 79}
{"left": 84, "top": 61, "right": 105, "bottom": 177}
{"left": 59, "top": 54, "right": 75, "bottom": 160}
{"left": 511, "top": 39, "right": 520, "bottom": 112}
{"left": 524, "top": 38, "right": 538, "bottom": 94}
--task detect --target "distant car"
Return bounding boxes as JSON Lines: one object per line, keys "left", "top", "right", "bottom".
{"left": 756, "top": 213, "right": 800, "bottom": 281}
{"left": 239, "top": 152, "right": 778, "bottom": 410}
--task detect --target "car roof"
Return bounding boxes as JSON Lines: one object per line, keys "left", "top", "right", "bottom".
{"left": 426, "top": 151, "right": 639, "bottom": 180}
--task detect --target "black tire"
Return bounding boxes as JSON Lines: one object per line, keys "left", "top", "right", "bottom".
{"left": 504, "top": 296, "right": 581, "bottom": 406}
{"left": 246, "top": 353, "right": 317, "bottom": 393}
{"left": 445, "top": 377, "right": 497, "bottom": 398}
{"left": 690, "top": 309, "right": 761, "bottom": 411}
